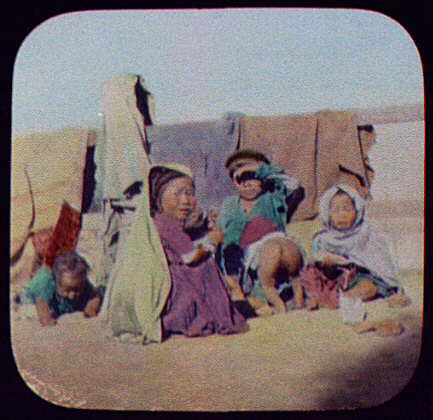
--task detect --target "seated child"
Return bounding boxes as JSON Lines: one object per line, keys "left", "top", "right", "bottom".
{"left": 217, "top": 149, "right": 306, "bottom": 314}
{"left": 300, "top": 184, "right": 405, "bottom": 310}
{"left": 18, "top": 252, "right": 105, "bottom": 326}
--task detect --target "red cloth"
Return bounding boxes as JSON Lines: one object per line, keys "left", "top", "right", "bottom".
{"left": 300, "top": 264, "right": 356, "bottom": 309}
{"left": 44, "top": 201, "right": 81, "bottom": 267}
{"left": 239, "top": 217, "right": 280, "bottom": 249}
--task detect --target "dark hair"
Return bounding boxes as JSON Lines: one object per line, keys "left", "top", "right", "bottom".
{"left": 52, "top": 252, "right": 89, "bottom": 283}
{"left": 225, "top": 149, "right": 270, "bottom": 179}
{"left": 225, "top": 149, "right": 270, "bottom": 168}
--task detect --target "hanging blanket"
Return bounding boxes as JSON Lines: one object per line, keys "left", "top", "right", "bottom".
{"left": 146, "top": 113, "right": 242, "bottom": 211}
{"left": 95, "top": 74, "right": 154, "bottom": 203}
{"left": 238, "top": 110, "right": 374, "bottom": 220}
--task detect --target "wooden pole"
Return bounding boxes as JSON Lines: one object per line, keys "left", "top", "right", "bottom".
{"left": 355, "top": 103, "right": 424, "bottom": 125}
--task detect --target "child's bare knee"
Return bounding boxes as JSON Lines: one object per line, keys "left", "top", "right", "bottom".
{"left": 362, "top": 280, "right": 377, "bottom": 300}
{"left": 346, "top": 280, "right": 377, "bottom": 301}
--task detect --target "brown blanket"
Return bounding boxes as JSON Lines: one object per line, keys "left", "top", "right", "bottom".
{"left": 238, "top": 110, "right": 375, "bottom": 220}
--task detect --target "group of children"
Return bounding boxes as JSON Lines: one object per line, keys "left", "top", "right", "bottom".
{"left": 17, "top": 148, "right": 407, "bottom": 334}
{"left": 213, "top": 149, "right": 405, "bottom": 319}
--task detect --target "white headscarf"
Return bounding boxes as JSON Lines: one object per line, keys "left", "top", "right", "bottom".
{"left": 314, "top": 184, "right": 401, "bottom": 288}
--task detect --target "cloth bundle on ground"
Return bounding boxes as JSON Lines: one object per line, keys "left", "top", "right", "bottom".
{"left": 146, "top": 113, "right": 242, "bottom": 211}
{"left": 300, "top": 184, "right": 401, "bottom": 308}
{"left": 238, "top": 110, "right": 376, "bottom": 220}
{"left": 300, "top": 263, "right": 355, "bottom": 309}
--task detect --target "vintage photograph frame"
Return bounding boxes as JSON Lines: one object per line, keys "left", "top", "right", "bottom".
{"left": 9, "top": 7, "right": 426, "bottom": 414}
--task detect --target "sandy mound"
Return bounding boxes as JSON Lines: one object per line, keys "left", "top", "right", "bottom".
{"left": 10, "top": 268, "right": 422, "bottom": 411}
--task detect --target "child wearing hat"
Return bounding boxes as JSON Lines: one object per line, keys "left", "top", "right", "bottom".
{"left": 217, "top": 149, "right": 306, "bottom": 314}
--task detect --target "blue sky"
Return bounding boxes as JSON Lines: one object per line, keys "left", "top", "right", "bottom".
{"left": 12, "top": 8, "right": 424, "bottom": 135}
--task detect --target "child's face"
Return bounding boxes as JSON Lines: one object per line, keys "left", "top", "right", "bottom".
{"left": 329, "top": 193, "right": 357, "bottom": 230}
{"left": 233, "top": 163, "right": 263, "bottom": 201}
{"left": 160, "top": 176, "right": 197, "bottom": 221}
{"left": 56, "top": 273, "right": 85, "bottom": 301}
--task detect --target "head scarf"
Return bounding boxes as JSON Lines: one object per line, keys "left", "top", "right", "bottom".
{"left": 314, "top": 184, "right": 401, "bottom": 288}
{"left": 318, "top": 184, "right": 365, "bottom": 236}
{"left": 149, "top": 164, "right": 194, "bottom": 216}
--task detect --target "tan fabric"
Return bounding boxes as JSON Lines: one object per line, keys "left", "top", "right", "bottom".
{"left": 75, "top": 213, "right": 106, "bottom": 287}
{"left": 11, "top": 127, "right": 90, "bottom": 244}
{"left": 100, "top": 74, "right": 153, "bottom": 201}
{"left": 239, "top": 111, "right": 373, "bottom": 220}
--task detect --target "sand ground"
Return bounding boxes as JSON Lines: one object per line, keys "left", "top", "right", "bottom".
{"left": 10, "top": 267, "right": 422, "bottom": 412}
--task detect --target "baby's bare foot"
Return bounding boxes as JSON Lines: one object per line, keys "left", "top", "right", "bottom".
{"left": 307, "top": 299, "right": 319, "bottom": 311}
{"left": 255, "top": 305, "right": 274, "bottom": 317}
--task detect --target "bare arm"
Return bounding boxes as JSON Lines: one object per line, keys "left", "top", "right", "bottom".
{"left": 83, "top": 296, "right": 102, "bottom": 318}
{"left": 314, "top": 251, "right": 351, "bottom": 267}
{"left": 184, "top": 246, "right": 211, "bottom": 265}
{"left": 207, "top": 228, "right": 224, "bottom": 245}
{"left": 185, "top": 228, "right": 223, "bottom": 266}
{"left": 35, "top": 298, "right": 57, "bottom": 326}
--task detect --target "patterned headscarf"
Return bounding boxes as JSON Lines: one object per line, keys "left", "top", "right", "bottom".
{"left": 149, "top": 164, "right": 194, "bottom": 216}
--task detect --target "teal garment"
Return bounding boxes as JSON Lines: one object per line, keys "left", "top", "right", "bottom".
{"left": 219, "top": 163, "right": 295, "bottom": 251}
{"left": 21, "top": 266, "right": 56, "bottom": 304}
{"left": 218, "top": 163, "right": 299, "bottom": 276}
{"left": 21, "top": 265, "right": 97, "bottom": 318}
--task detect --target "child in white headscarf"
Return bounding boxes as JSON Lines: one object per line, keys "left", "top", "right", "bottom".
{"left": 301, "top": 184, "right": 405, "bottom": 310}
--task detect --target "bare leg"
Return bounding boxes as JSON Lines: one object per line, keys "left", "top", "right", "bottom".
{"left": 279, "top": 239, "right": 303, "bottom": 308}
{"left": 257, "top": 238, "right": 302, "bottom": 313}
{"left": 306, "top": 297, "right": 320, "bottom": 310}
{"left": 291, "top": 277, "right": 305, "bottom": 309}
{"left": 344, "top": 279, "right": 377, "bottom": 301}
{"left": 247, "top": 296, "right": 267, "bottom": 309}
{"left": 224, "top": 275, "right": 245, "bottom": 301}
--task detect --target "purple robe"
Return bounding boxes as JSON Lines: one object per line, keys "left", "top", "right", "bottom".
{"left": 153, "top": 213, "right": 246, "bottom": 337}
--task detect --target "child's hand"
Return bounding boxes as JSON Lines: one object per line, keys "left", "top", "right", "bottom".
{"left": 35, "top": 298, "right": 57, "bottom": 326}
{"left": 206, "top": 208, "right": 220, "bottom": 231}
{"left": 318, "top": 252, "right": 351, "bottom": 267}
{"left": 40, "top": 316, "right": 57, "bottom": 326}
{"left": 326, "top": 254, "right": 351, "bottom": 266}
{"left": 208, "top": 228, "right": 224, "bottom": 245}
{"left": 83, "top": 296, "right": 101, "bottom": 318}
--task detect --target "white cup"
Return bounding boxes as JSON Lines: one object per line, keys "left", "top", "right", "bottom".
{"left": 339, "top": 293, "right": 366, "bottom": 325}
